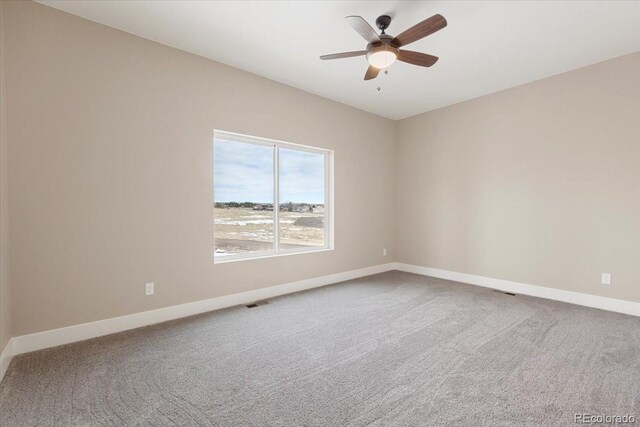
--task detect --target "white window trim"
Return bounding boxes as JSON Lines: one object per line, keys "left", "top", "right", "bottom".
{"left": 213, "top": 130, "right": 334, "bottom": 263}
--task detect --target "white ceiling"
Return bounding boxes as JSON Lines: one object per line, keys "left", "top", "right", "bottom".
{"left": 39, "top": 1, "right": 640, "bottom": 120}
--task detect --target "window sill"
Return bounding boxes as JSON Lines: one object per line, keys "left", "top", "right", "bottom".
{"left": 213, "top": 247, "right": 333, "bottom": 264}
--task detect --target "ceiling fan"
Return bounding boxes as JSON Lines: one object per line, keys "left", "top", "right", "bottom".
{"left": 320, "top": 14, "right": 447, "bottom": 80}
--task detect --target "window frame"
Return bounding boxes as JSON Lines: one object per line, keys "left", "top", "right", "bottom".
{"left": 213, "top": 130, "right": 334, "bottom": 263}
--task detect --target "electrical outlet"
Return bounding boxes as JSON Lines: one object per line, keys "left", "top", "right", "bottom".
{"left": 145, "top": 282, "right": 154, "bottom": 295}
{"left": 601, "top": 273, "right": 611, "bottom": 286}
{"left": 383, "top": 248, "right": 387, "bottom": 256}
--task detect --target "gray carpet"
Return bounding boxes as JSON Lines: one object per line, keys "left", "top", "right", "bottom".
{"left": 1, "top": 271, "right": 640, "bottom": 426}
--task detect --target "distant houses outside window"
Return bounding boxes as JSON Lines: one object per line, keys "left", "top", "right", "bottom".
{"left": 213, "top": 130, "right": 332, "bottom": 262}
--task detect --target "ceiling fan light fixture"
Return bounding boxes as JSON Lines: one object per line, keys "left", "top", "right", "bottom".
{"left": 367, "top": 49, "right": 397, "bottom": 69}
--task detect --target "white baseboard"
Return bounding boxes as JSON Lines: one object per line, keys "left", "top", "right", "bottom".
{"left": 0, "top": 338, "right": 13, "bottom": 384}
{"left": 394, "top": 263, "right": 640, "bottom": 317}
{"left": 9, "top": 263, "right": 395, "bottom": 359}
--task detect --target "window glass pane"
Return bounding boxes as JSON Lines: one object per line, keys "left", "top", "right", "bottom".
{"left": 279, "top": 148, "right": 325, "bottom": 249}
{"left": 214, "top": 139, "right": 274, "bottom": 257}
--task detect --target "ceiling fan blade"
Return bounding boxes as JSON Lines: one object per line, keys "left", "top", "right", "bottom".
{"left": 392, "top": 14, "right": 447, "bottom": 47}
{"left": 364, "top": 65, "right": 380, "bottom": 80}
{"left": 397, "top": 50, "right": 439, "bottom": 67}
{"left": 320, "top": 50, "right": 367, "bottom": 60}
{"left": 345, "top": 15, "right": 380, "bottom": 43}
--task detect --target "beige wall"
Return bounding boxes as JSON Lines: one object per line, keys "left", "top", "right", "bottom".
{"left": 396, "top": 52, "right": 640, "bottom": 302}
{"left": 3, "top": 1, "right": 395, "bottom": 336}
{"left": 1, "top": 0, "right": 12, "bottom": 353}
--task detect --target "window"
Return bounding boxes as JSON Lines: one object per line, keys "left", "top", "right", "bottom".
{"left": 214, "top": 130, "right": 332, "bottom": 262}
